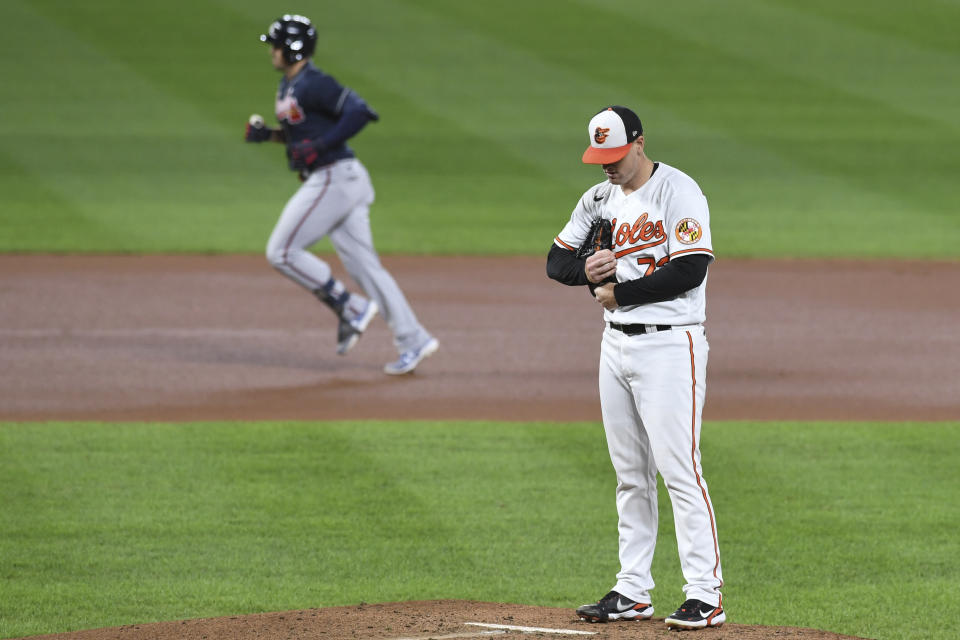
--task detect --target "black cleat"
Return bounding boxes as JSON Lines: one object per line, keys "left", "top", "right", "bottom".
{"left": 336, "top": 319, "right": 361, "bottom": 355}
{"left": 575, "top": 590, "right": 653, "bottom": 622}
{"left": 664, "top": 598, "right": 726, "bottom": 630}
{"left": 336, "top": 299, "right": 378, "bottom": 355}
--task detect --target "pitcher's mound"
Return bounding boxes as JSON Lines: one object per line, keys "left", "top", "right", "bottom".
{"left": 19, "top": 600, "right": 869, "bottom": 640}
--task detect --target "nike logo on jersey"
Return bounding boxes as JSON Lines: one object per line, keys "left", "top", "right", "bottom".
{"left": 593, "top": 194, "right": 604, "bottom": 201}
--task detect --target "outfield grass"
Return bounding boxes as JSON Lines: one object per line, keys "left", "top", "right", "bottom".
{"left": 1, "top": 0, "right": 957, "bottom": 256}
{"left": 1, "top": 421, "right": 957, "bottom": 640}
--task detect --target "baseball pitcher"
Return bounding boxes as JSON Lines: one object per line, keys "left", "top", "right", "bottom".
{"left": 547, "top": 106, "right": 725, "bottom": 630}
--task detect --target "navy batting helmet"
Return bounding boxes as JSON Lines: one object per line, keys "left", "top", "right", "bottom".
{"left": 260, "top": 15, "right": 317, "bottom": 64}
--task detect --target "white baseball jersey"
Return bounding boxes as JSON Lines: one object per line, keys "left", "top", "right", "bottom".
{"left": 554, "top": 163, "right": 714, "bottom": 325}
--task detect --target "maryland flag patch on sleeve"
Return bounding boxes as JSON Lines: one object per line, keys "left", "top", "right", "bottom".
{"left": 675, "top": 218, "right": 703, "bottom": 245}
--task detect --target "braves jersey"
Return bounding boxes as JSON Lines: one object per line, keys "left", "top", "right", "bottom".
{"left": 275, "top": 62, "right": 373, "bottom": 170}
{"left": 554, "top": 163, "right": 714, "bottom": 325}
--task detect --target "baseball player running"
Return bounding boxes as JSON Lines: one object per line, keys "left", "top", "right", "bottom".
{"left": 547, "top": 106, "right": 724, "bottom": 630}
{"left": 245, "top": 14, "right": 438, "bottom": 375}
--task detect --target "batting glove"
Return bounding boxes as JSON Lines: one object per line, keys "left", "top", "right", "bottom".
{"left": 245, "top": 121, "right": 272, "bottom": 143}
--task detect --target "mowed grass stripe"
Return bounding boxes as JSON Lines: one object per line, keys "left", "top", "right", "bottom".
{"left": 438, "top": 0, "right": 959, "bottom": 256}
{"left": 1, "top": 0, "right": 956, "bottom": 256}
{"left": 0, "top": 0, "right": 289, "bottom": 253}
{"left": 780, "top": 0, "right": 960, "bottom": 53}
{"left": 1, "top": 421, "right": 958, "bottom": 640}
{"left": 644, "top": 0, "right": 960, "bottom": 130}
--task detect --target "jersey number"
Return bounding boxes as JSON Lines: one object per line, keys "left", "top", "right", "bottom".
{"left": 636, "top": 256, "right": 670, "bottom": 277}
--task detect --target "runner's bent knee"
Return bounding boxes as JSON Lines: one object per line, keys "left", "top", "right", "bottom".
{"left": 265, "top": 235, "right": 292, "bottom": 270}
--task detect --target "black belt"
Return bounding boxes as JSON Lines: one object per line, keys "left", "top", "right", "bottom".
{"left": 608, "top": 322, "right": 672, "bottom": 335}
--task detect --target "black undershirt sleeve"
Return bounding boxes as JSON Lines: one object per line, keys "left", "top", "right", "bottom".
{"left": 547, "top": 244, "right": 711, "bottom": 306}
{"left": 613, "top": 254, "right": 711, "bottom": 306}
{"left": 546, "top": 244, "right": 589, "bottom": 286}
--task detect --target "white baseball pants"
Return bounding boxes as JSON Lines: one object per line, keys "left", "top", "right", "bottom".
{"left": 265, "top": 158, "right": 431, "bottom": 352}
{"left": 598, "top": 324, "right": 723, "bottom": 607}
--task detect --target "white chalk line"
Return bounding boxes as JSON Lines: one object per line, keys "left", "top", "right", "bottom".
{"left": 385, "top": 621, "right": 596, "bottom": 639}
{"left": 466, "top": 622, "right": 596, "bottom": 635}
{"left": 0, "top": 327, "right": 319, "bottom": 339}
{"left": 388, "top": 631, "right": 505, "bottom": 640}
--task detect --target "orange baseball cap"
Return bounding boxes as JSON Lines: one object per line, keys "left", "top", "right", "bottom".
{"left": 582, "top": 106, "right": 643, "bottom": 164}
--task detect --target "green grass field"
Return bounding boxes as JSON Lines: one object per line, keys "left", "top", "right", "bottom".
{"left": 1, "top": 421, "right": 957, "bottom": 640}
{"left": 1, "top": 1, "right": 958, "bottom": 639}
{"left": 1, "top": 0, "right": 958, "bottom": 257}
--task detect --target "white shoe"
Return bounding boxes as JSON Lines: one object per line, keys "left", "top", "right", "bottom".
{"left": 383, "top": 337, "right": 439, "bottom": 375}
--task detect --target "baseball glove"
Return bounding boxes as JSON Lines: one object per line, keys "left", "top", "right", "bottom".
{"left": 575, "top": 218, "right": 613, "bottom": 259}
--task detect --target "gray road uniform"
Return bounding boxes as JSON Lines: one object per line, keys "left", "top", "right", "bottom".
{"left": 249, "top": 18, "right": 437, "bottom": 375}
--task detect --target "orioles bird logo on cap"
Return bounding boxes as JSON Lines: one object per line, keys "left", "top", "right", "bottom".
{"left": 594, "top": 127, "right": 610, "bottom": 144}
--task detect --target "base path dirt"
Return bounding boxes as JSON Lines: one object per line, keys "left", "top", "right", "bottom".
{"left": 2, "top": 254, "right": 958, "bottom": 422}
{"left": 3, "top": 254, "right": 957, "bottom": 640}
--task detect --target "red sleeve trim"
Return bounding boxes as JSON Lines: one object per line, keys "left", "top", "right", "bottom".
{"left": 669, "top": 248, "right": 714, "bottom": 259}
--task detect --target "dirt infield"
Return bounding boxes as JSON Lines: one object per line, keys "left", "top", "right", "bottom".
{"left": 3, "top": 254, "right": 958, "bottom": 640}
{"left": 2, "top": 254, "right": 958, "bottom": 422}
